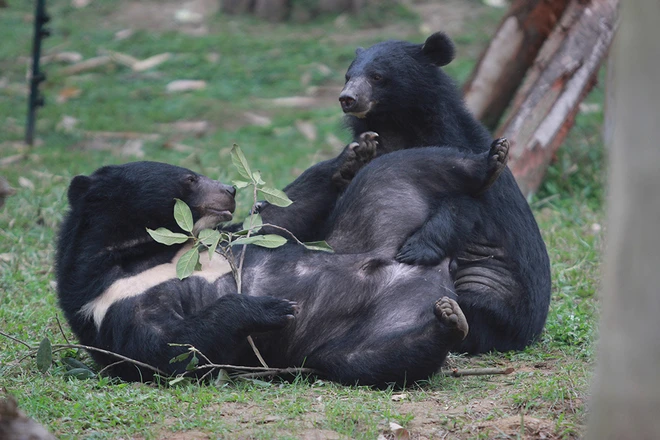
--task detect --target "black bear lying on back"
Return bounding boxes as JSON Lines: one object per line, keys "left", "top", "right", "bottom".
{"left": 261, "top": 32, "right": 552, "bottom": 355}
{"left": 56, "top": 138, "right": 507, "bottom": 386}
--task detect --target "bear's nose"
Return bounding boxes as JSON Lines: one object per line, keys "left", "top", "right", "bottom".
{"left": 225, "top": 185, "right": 236, "bottom": 197}
{"left": 339, "top": 93, "right": 357, "bottom": 112}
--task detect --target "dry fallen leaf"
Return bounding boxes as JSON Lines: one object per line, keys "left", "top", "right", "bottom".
{"left": 120, "top": 139, "right": 145, "bottom": 158}
{"left": 174, "top": 9, "right": 204, "bottom": 25}
{"left": 243, "top": 112, "right": 272, "bottom": 127}
{"left": 166, "top": 80, "right": 207, "bottom": 93}
{"left": 114, "top": 29, "right": 134, "bottom": 41}
{"left": 391, "top": 393, "right": 408, "bottom": 401}
{"left": 56, "top": 87, "right": 82, "bottom": 103}
{"left": 389, "top": 422, "right": 410, "bottom": 440}
{"left": 72, "top": 0, "right": 91, "bottom": 8}
{"left": 56, "top": 115, "right": 79, "bottom": 132}
{"left": 269, "top": 96, "right": 317, "bottom": 108}
{"left": 41, "top": 52, "right": 83, "bottom": 64}
{"left": 206, "top": 52, "right": 220, "bottom": 64}
{"left": 133, "top": 53, "right": 171, "bottom": 72}
{"left": 295, "top": 120, "right": 317, "bottom": 141}
{"left": 18, "top": 176, "right": 35, "bottom": 191}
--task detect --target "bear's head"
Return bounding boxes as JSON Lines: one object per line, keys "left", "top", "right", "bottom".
{"left": 339, "top": 32, "right": 456, "bottom": 118}
{"left": 65, "top": 161, "right": 236, "bottom": 247}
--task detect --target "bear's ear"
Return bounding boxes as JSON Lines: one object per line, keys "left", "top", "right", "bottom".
{"left": 67, "top": 175, "right": 92, "bottom": 205}
{"left": 421, "top": 32, "right": 455, "bottom": 67}
{"left": 355, "top": 47, "right": 364, "bottom": 56}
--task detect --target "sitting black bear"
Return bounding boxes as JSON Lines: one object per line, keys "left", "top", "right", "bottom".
{"left": 261, "top": 31, "right": 552, "bottom": 355}
{"left": 56, "top": 138, "right": 507, "bottom": 386}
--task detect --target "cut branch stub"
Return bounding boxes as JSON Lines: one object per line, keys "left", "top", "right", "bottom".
{"left": 496, "top": 0, "right": 619, "bottom": 198}
{"left": 463, "top": 0, "right": 572, "bottom": 131}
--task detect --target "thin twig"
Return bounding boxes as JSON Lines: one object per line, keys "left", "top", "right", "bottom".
{"left": 0, "top": 330, "right": 32, "bottom": 349}
{"left": 55, "top": 314, "right": 71, "bottom": 345}
{"left": 233, "top": 367, "right": 318, "bottom": 379}
{"left": 97, "top": 359, "right": 128, "bottom": 376}
{"left": 261, "top": 223, "right": 307, "bottom": 246}
{"left": 50, "top": 343, "right": 168, "bottom": 376}
{"left": 439, "top": 367, "right": 514, "bottom": 377}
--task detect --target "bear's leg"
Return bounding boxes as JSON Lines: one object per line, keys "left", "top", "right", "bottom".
{"left": 301, "top": 297, "right": 467, "bottom": 387}
{"left": 395, "top": 202, "right": 477, "bottom": 266}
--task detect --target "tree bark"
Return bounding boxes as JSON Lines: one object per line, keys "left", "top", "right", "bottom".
{"left": 221, "top": 0, "right": 385, "bottom": 22}
{"left": 587, "top": 1, "right": 660, "bottom": 437}
{"left": 253, "top": 0, "right": 289, "bottom": 22}
{"left": 496, "top": 0, "right": 618, "bottom": 198}
{"left": 463, "top": 0, "right": 571, "bottom": 131}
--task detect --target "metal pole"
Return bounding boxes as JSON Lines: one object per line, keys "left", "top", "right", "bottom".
{"left": 26, "top": 0, "right": 50, "bottom": 146}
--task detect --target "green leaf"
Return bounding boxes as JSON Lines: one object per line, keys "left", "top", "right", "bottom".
{"left": 252, "top": 170, "right": 265, "bottom": 185}
{"left": 198, "top": 229, "right": 221, "bottom": 246}
{"left": 233, "top": 180, "right": 250, "bottom": 189}
{"left": 169, "top": 351, "right": 192, "bottom": 364}
{"left": 61, "top": 357, "right": 91, "bottom": 371}
{"left": 174, "top": 199, "right": 194, "bottom": 233}
{"left": 303, "top": 241, "right": 334, "bottom": 253}
{"left": 63, "top": 368, "right": 96, "bottom": 380}
{"left": 198, "top": 229, "right": 222, "bottom": 260}
{"left": 231, "top": 144, "right": 252, "bottom": 180}
{"left": 147, "top": 227, "right": 190, "bottom": 245}
{"left": 176, "top": 247, "right": 200, "bottom": 280}
{"left": 169, "top": 376, "right": 187, "bottom": 386}
{"left": 232, "top": 234, "right": 287, "bottom": 248}
{"left": 242, "top": 214, "right": 263, "bottom": 233}
{"left": 185, "top": 354, "right": 199, "bottom": 371}
{"left": 36, "top": 337, "right": 52, "bottom": 373}
{"left": 258, "top": 186, "right": 292, "bottom": 207}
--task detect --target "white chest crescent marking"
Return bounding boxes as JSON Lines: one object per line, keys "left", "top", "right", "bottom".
{"left": 79, "top": 244, "right": 232, "bottom": 330}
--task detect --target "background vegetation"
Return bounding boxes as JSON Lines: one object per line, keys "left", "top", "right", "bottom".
{"left": 0, "top": 0, "right": 604, "bottom": 438}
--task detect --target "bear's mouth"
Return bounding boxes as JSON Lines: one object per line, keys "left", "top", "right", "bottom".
{"left": 205, "top": 208, "right": 233, "bottom": 222}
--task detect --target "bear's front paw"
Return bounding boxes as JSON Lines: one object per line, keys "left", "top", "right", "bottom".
{"left": 395, "top": 238, "right": 446, "bottom": 266}
{"left": 251, "top": 297, "right": 298, "bottom": 333}
{"left": 332, "top": 131, "right": 379, "bottom": 191}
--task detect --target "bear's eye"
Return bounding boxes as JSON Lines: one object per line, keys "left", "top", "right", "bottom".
{"left": 185, "top": 175, "right": 198, "bottom": 184}
{"left": 345, "top": 74, "right": 351, "bottom": 82}
{"left": 372, "top": 73, "right": 383, "bottom": 81}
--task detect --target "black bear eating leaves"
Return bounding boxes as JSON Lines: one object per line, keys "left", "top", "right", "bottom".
{"left": 55, "top": 138, "right": 508, "bottom": 386}
{"left": 261, "top": 32, "right": 552, "bottom": 355}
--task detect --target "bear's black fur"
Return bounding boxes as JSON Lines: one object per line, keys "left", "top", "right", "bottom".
{"left": 261, "top": 32, "right": 551, "bottom": 355}
{"left": 56, "top": 140, "right": 505, "bottom": 386}
{"left": 56, "top": 162, "right": 297, "bottom": 381}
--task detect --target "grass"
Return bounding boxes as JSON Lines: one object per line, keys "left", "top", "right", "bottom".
{"left": 0, "top": 0, "right": 604, "bottom": 438}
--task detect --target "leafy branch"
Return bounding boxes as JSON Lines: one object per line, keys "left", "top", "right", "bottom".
{"left": 146, "top": 144, "right": 331, "bottom": 369}
{"left": 0, "top": 330, "right": 317, "bottom": 385}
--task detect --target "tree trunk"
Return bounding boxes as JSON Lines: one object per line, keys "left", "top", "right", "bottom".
{"left": 587, "top": 1, "right": 660, "bottom": 436}
{"left": 221, "top": 0, "right": 386, "bottom": 22}
{"left": 253, "top": 0, "right": 289, "bottom": 22}
{"left": 496, "top": 0, "right": 618, "bottom": 198}
{"left": 463, "top": 0, "right": 572, "bottom": 131}
{"left": 221, "top": 0, "right": 253, "bottom": 15}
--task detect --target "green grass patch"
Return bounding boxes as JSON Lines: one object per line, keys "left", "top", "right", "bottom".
{"left": 1, "top": 1, "right": 602, "bottom": 438}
